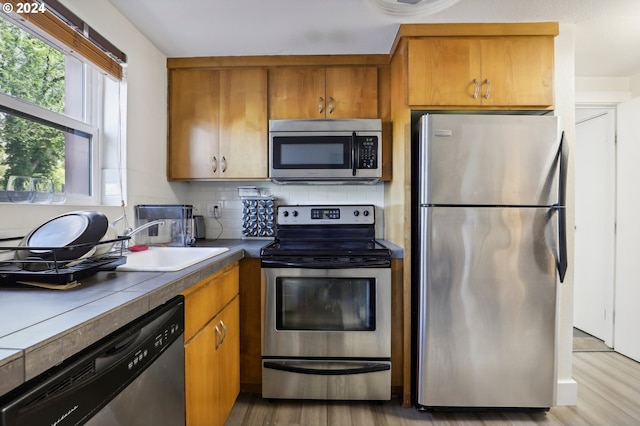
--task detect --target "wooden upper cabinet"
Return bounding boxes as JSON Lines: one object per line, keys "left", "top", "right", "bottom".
{"left": 169, "top": 69, "right": 220, "bottom": 179}
{"left": 268, "top": 67, "right": 324, "bottom": 119}
{"left": 480, "top": 37, "right": 554, "bottom": 107}
{"left": 218, "top": 69, "right": 268, "bottom": 178}
{"left": 168, "top": 68, "right": 267, "bottom": 180}
{"left": 407, "top": 36, "right": 554, "bottom": 108}
{"left": 269, "top": 66, "right": 379, "bottom": 119}
{"left": 325, "top": 67, "right": 378, "bottom": 118}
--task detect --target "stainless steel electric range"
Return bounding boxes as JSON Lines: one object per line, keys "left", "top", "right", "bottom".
{"left": 260, "top": 204, "right": 392, "bottom": 401}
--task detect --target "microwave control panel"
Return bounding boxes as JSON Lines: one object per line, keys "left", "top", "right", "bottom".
{"left": 357, "top": 137, "right": 378, "bottom": 169}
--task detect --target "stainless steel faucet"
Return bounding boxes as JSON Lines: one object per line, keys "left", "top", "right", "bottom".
{"left": 122, "top": 220, "right": 166, "bottom": 249}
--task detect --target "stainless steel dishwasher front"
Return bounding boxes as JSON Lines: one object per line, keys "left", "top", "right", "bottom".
{"left": 0, "top": 296, "right": 185, "bottom": 426}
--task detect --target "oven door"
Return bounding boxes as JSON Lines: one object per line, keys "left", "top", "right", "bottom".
{"left": 262, "top": 267, "right": 391, "bottom": 359}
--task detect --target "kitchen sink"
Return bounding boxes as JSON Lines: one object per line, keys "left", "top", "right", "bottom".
{"left": 116, "top": 246, "right": 229, "bottom": 272}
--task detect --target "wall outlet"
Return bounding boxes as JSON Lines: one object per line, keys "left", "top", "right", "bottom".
{"left": 207, "top": 203, "right": 221, "bottom": 218}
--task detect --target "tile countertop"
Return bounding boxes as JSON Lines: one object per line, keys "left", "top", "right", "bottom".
{"left": 0, "top": 238, "right": 403, "bottom": 397}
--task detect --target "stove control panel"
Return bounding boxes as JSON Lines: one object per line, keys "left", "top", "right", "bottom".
{"left": 310, "top": 208, "right": 340, "bottom": 220}
{"left": 277, "top": 205, "right": 375, "bottom": 225}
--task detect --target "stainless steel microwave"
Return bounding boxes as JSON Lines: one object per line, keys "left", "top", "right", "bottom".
{"left": 269, "top": 119, "right": 382, "bottom": 184}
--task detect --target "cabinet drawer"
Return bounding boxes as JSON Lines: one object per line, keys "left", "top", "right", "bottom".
{"left": 183, "top": 263, "right": 239, "bottom": 341}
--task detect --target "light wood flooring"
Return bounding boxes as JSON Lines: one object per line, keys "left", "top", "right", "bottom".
{"left": 225, "top": 333, "right": 640, "bottom": 425}
{"left": 573, "top": 328, "right": 613, "bottom": 353}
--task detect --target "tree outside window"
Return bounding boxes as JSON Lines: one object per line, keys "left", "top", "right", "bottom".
{"left": 0, "top": 17, "right": 66, "bottom": 193}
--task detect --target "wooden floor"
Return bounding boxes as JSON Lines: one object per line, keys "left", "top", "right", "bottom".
{"left": 225, "top": 340, "right": 640, "bottom": 425}
{"left": 573, "top": 328, "right": 614, "bottom": 353}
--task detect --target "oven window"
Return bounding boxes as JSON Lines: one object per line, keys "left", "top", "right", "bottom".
{"left": 275, "top": 277, "right": 375, "bottom": 331}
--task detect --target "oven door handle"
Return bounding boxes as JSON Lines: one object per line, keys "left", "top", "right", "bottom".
{"left": 264, "top": 361, "right": 390, "bottom": 376}
{"left": 260, "top": 259, "right": 391, "bottom": 268}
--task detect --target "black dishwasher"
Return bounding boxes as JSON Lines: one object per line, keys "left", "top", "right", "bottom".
{"left": 0, "top": 296, "right": 185, "bottom": 426}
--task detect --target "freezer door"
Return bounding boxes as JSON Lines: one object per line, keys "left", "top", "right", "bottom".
{"left": 417, "top": 206, "right": 558, "bottom": 408}
{"left": 419, "top": 114, "right": 562, "bottom": 206}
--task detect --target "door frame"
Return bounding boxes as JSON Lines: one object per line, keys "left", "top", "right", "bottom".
{"left": 573, "top": 105, "right": 616, "bottom": 347}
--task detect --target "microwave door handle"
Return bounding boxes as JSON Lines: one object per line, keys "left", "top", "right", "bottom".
{"left": 351, "top": 131, "right": 357, "bottom": 176}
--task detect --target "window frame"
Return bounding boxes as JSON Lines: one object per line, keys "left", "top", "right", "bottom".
{"left": 0, "top": 92, "right": 99, "bottom": 205}
{"left": 0, "top": 12, "right": 126, "bottom": 206}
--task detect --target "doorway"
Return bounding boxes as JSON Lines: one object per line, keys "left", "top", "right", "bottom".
{"left": 573, "top": 107, "right": 616, "bottom": 347}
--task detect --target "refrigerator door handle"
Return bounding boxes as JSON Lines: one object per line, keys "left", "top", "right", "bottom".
{"left": 550, "top": 205, "right": 568, "bottom": 283}
{"left": 558, "top": 131, "right": 568, "bottom": 208}
{"left": 551, "top": 131, "right": 568, "bottom": 283}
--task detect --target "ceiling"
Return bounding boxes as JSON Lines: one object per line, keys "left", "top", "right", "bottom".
{"left": 107, "top": 0, "right": 640, "bottom": 78}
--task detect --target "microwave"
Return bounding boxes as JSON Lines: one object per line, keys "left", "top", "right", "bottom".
{"left": 269, "top": 119, "right": 382, "bottom": 184}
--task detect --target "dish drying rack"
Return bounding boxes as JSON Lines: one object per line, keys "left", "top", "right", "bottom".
{"left": 0, "top": 236, "right": 130, "bottom": 285}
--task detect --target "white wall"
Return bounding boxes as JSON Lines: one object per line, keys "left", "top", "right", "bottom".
{"left": 576, "top": 76, "right": 640, "bottom": 362}
{"left": 614, "top": 97, "right": 640, "bottom": 362}
{"left": 631, "top": 73, "right": 640, "bottom": 97}
{"left": 576, "top": 76, "right": 632, "bottom": 105}
{"left": 0, "top": 0, "right": 186, "bottom": 237}
{"left": 554, "top": 23, "right": 578, "bottom": 406}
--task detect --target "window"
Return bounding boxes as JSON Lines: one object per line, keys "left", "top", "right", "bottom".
{"left": 0, "top": 9, "right": 125, "bottom": 205}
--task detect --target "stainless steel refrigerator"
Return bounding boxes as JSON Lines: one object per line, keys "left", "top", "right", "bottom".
{"left": 415, "top": 113, "right": 567, "bottom": 409}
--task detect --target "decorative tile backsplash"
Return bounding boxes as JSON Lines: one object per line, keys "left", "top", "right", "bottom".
{"left": 186, "top": 181, "right": 385, "bottom": 239}
{"left": 240, "top": 197, "right": 276, "bottom": 239}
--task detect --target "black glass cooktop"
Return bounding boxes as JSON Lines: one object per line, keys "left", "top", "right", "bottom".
{"left": 261, "top": 239, "right": 390, "bottom": 257}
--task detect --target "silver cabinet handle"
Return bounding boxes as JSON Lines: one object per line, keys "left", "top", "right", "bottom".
{"left": 484, "top": 79, "right": 492, "bottom": 99}
{"left": 212, "top": 156, "right": 218, "bottom": 173}
{"left": 214, "top": 324, "right": 223, "bottom": 350}
{"left": 472, "top": 79, "right": 480, "bottom": 99}
{"left": 219, "top": 320, "right": 227, "bottom": 345}
{"left": 328, "top": 96, "right": 334, "bottom": 114}
{"left": 318, "top": 96, "right": 324, "bottom": 113}
{"left": 221, "top": 156, "right": 227, "bottom": 173}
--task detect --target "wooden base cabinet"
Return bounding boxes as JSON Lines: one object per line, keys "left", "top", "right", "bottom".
{"left": 183, "top": 264, "right": 240, "bottom": 426}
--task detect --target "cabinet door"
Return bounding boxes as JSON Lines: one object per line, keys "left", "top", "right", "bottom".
{"left": 183, "top": 264, "right": 240, "bottom": 426}
{"left": 325, "top": 66, "right": 378, "bottom": 118}
{"left": 269, "top": 66, "right": 379, "bottom": 119}
{"left": 407, "top": 38, "right": 481, "bottom": 107}
{"left": 219, "top": 69, "right": 268, "bottom": 178}
{"left": 185, "top": 320, "right": 218, "bottom": 426}
{"left": 183, "top": 264, "right": 239, "bottom": 341}
{"left": 480, "top": 37, "right": 554, "bottom": 107}
{"left": 169, "top": 69, "right": 220, "bottom": 179}
{"left": 215, "top": 297, "right": 240, "bottom": 425}
{"left": 268, "top": 67, "right": 325, "bottom": 119}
